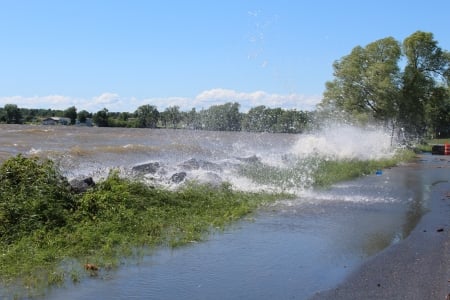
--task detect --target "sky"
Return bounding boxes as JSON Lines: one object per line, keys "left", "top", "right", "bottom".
{"left": 1, "top": 0, "right": 450, "bottom": 113}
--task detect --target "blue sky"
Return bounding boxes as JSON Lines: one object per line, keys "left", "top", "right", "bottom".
{"left": 1, "top": 0, "right": 449, "bottom": 113}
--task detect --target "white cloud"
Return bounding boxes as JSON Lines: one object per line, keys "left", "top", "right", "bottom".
{"left": 0, "top": 89, "right": 321, "bottom": 113}
{"left": 0, "top": 95, "right": 76, "bottom": 110}
{"left": 194, "top": 88, "right": 321, "bottom": 111}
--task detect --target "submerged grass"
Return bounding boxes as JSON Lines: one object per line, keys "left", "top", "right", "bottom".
{"left": 239, "top": 149, "right": 417, "bottom": 189}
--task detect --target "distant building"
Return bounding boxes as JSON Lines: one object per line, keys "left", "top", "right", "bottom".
{"left": 42, "top": 117, "right": 71, "bottom": 125}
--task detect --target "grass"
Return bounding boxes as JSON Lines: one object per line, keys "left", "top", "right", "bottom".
{"left": 414, "top": 138, "right": 450, "bottom": 152}
{"left": 239, "top": 149, "right": 417, "bottom": 189}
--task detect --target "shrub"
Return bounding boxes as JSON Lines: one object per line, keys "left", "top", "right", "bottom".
{"left": 0, "top": 155, "right": 75, "bottom": 243}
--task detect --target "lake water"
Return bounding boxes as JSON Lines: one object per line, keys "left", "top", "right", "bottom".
{"left": 1, "top": 124, "right": 448, "bottom": 299}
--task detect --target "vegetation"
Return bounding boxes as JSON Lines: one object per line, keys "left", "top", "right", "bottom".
{"left": 239, "top": 149, "right": 416, "bottom": 189}
{"left": 0, "top": 102, "right": 312, "bottom": 134}
{"left": 0, "top": 155, "right": 284, "bottom": 297}
{"left": 320, "top": 30, "right": 450, "bottom": 139}
{"left": 414, "top": 138, "right": 450, "bottom": 152}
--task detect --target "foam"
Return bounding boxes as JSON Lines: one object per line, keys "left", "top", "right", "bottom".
{"left": 290, "top": 124, "right": 395, "bottom": 160}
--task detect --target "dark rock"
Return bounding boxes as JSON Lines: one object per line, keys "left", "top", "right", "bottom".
{"left": 70, "top": 176, "right": 95, "bottom": 194}
{"left": 179, "top": 158, "right": 222, "bottom": 172}
{"left": 171, "top": 171, "right": 187, "bottom": 183}
{"left": 179, "top": 158, "right": 200, "bottom": 170}
{"left": 431, "top": 144, "right": 445, "bottom": 155}
{"left": 436, "top": 228, "right": 444, "bottom": 232}
{"left": 236, "top": 155, "right": 260, "bottom": 164}
{"left": 132, "top": 162, "right": 160, "bottom": 174}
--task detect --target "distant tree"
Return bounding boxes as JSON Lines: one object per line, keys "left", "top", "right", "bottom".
{"left": 63, "top": 106, "right": 77, "bottom": 125}
{"left": 135, "top": 105, "right": 159, "bottom": 128}
{"left": 165, "top": 106, "right": 182, "bottom": 128}
{"left": 4, "top": 104, "right": 22, "bottom": 124}
{"left": 183, "top": 108, "right": 201, "bottom": 129}
{"left": 201, "top": 102, "right": 241, "bottom": 131}
{"left": 77, "top": 110, "right": 91, "bottom": 123}
{"left": 242, "top": 106, "right": 268, "bottom": 132}
{"left": 93, "top": 108, "right": 109, "bottom": 127}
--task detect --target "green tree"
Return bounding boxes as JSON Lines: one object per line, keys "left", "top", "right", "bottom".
{"left": 165, "top": 106, "right": 182, "bottom": 128}
{"left": 77, "top": 110, "right": 91, "bottom": 123}
{"left": 425, "top": 87, "right": 450, "bottom": 138}
{"left": 135, "top": 104, "right": 159, "bottom": 128}
{"left": 400, "top": 31, "right": 450, "bottom": 136}
{"left": 3, "top": 104, "right": 22, "bottom": 124}
{"left": 321, "top": 37, "right": 401, "bottom": 122}
{"left": 201, "top": 102, "right": 241, "bottom": 131}
{"left": 63, "top": 106, "right": 77, "bottom": 125}
{"left": 242, "top": 105, "right": 269, "bottom": 132}
{"left": 185, "top": 108, "right": 201, "bottom": 129}
{"left": 93, "top": 108, "right": 109, "bottom": 127}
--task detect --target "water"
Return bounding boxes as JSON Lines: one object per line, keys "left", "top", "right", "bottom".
{"left": 1, "top": 124, "right": 448, "bottom": 299}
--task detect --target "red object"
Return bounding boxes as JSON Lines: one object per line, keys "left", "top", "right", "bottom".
{"left": 445, "top": 143, "right": 450, "bottom": 155}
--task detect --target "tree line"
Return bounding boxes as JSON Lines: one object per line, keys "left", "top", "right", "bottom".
{"left": 0, "top": 102, "right": 312, "bottom": 134}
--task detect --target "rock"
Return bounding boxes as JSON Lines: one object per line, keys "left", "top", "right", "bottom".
{"left": 236, "top": 155, "right": 260, "bottom": 164}
{"left": 132, "top": 162, "right": 160, "bottom": 174}
{"left": 179, "top": 158, "right": 222, "bottom": 172}
{"left": 70, "top": 176, "right": 95, "bottom": 193}
{"left": 171, "top": 172, "right": 187, "bottom": 183}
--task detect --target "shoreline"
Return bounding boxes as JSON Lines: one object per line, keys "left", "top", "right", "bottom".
{"left": 310, "top": 180, "right": 450, "bottom": 300}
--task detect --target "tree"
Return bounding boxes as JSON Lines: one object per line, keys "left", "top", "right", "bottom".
{"left": 93, "top": 108, "right": 109, "bottom": 127}
{"left": 201, "top": 102, "right": 241, "bottom": 131}
{"left": 319, "top": 31, "right": 450, "bottom": 139}
{"left": 63, "top": 106, "right": 77, "bottom": 125}
{"left": 135, "top": 105, "right": 159, "bottom": 128}
{"left": 242, "top": 105, "right": 269, "bottom": 132}
{"left": 164, "top": 106, "right": 182, "bottom": 128}
{"left": 425, "top": 87, "right": 450, "bottom": 138}
{"left": 320, "top": 37, "right": 401, "bottom": 122}
{"left": 185, "top": 108, "right": 201, "bottom": 129}
{"left": 4, "top": 104, "right": 22, "bottom": 124}
{"left": 400, "top": 31, "right": 450, "bottom": 136}
{"left": 77, "top": 110, "right": 91, "bottom": 123}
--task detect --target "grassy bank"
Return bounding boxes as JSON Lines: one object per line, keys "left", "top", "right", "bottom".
{"left": 0, "top": 150, "right": 416, "bottom": 298}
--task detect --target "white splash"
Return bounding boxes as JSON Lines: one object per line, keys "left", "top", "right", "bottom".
{"left": 290, "top": 124, "right": 395, "bottom": 160}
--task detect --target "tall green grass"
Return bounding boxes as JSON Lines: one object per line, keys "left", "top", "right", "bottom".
{"left": 0, "top": 156, "right": 284, "bottom": 298}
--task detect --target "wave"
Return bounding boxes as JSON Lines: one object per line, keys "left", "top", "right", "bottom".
{"left": 289, "top": 124, "right": 395, "bottom": 160}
